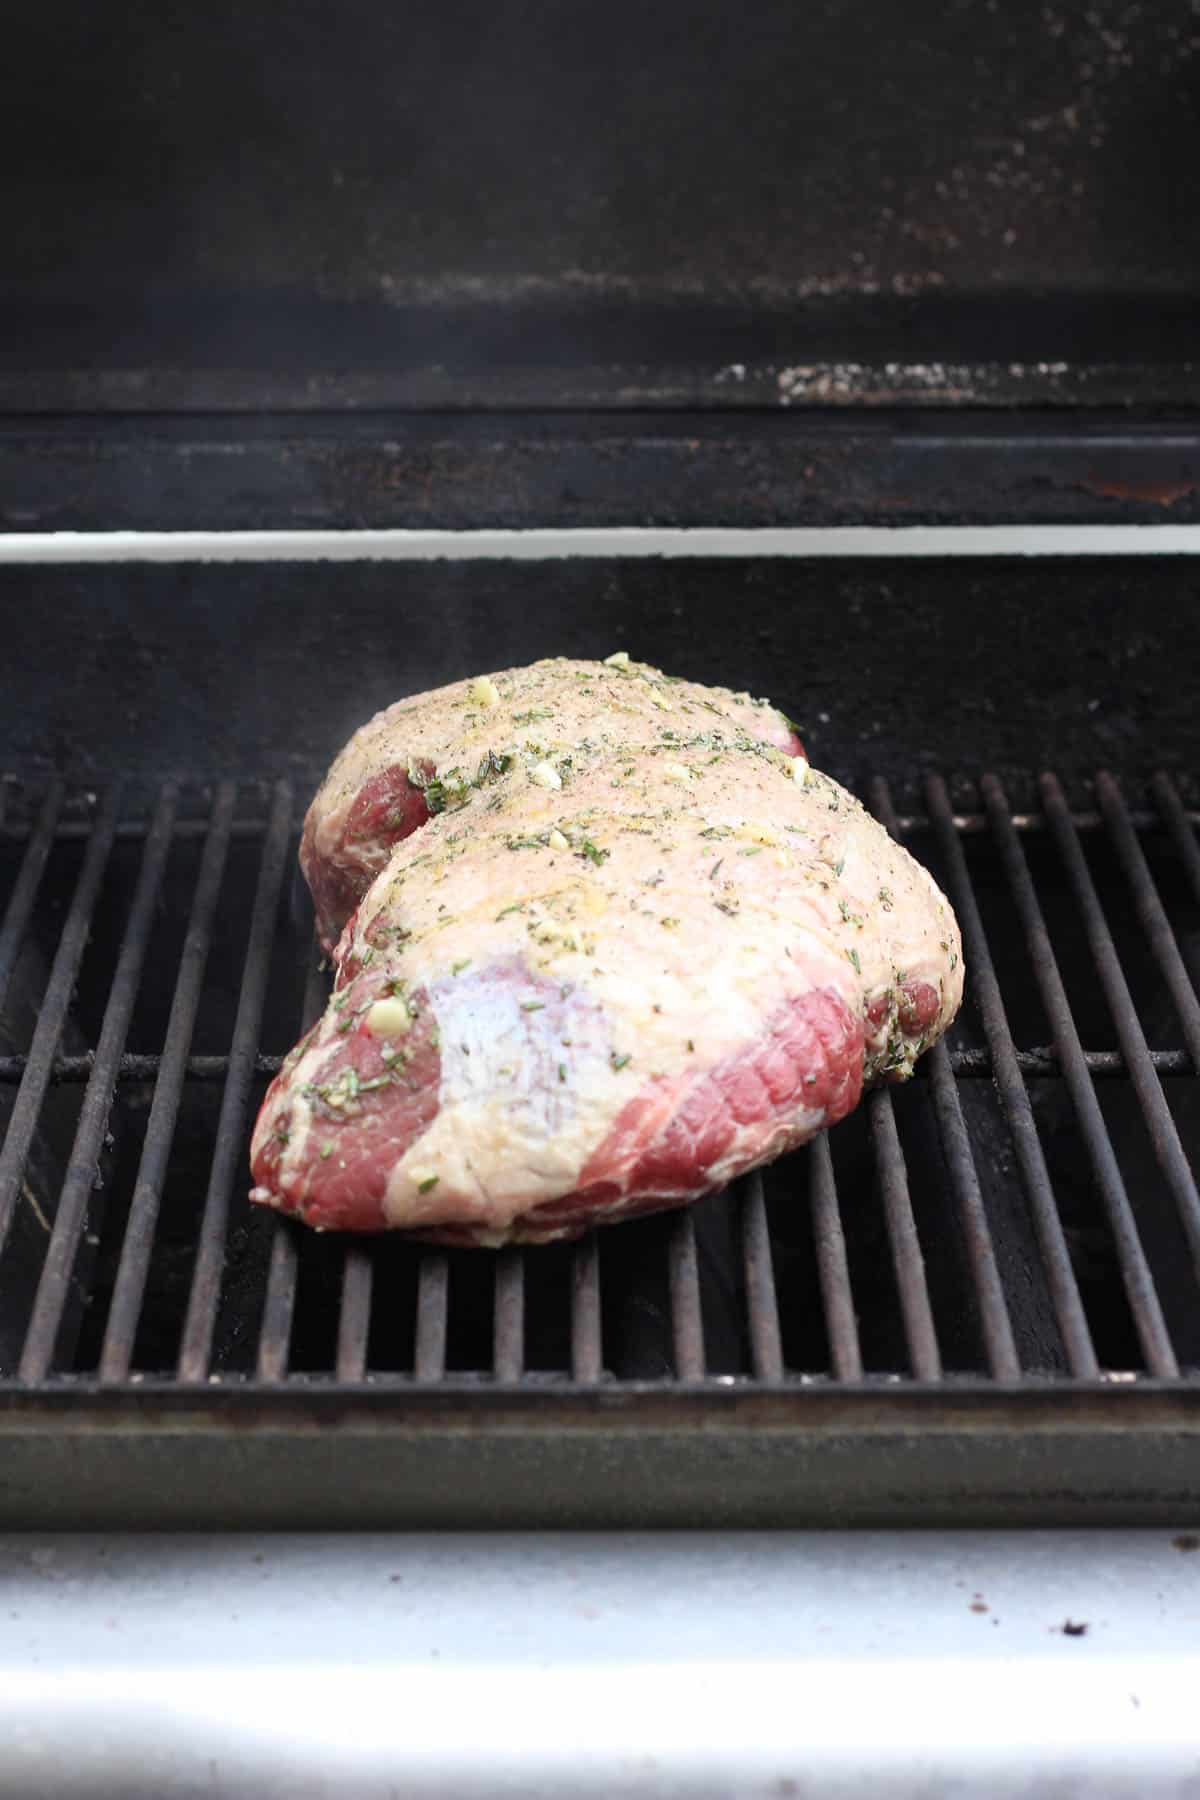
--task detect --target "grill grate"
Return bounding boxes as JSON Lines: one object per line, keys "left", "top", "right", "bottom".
{"left": 2, "top": 767, "right": 1200, "bottom": 1525}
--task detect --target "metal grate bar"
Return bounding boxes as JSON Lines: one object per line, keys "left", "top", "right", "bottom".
{"left": 493, "top": 1249, "right": 525, "bottom": 1381}
{"left": 1097, "top": 771, "right": 1200, "bottom": 1066}
{"left": 809, "top": 1132, "right": 862, "bottom": 1381}
{"left": 924, "top": 774, "right": 1099, "bottom": 1378}
{"left": 1153, "top": 772, "right": 1200, "bottom": 915}
{"left": 18, "top": 785, "right": 178, "bottom": 1383}
{"left": 98, "top": 784, "right": 237, "bottom": 1381}
{"left": 739, "top": 1171, "right": 784, "bottom": 1383}
{"left": 413, "top": 1253, "right": 449, "bottom": 1381}
{"left": 257, "top": 942, "right": 329, "bottom": 1383}
{"left": 984, "top": 776, "right": 1178, "bottom": 1378}
{"left": 9, "top": 1043, "right": 1194, "bottom": 1085}
{"left": 1042, "top": 773, "right": 1200, "bottom": 1289}
{"left": 0, "top": 788, "right": 120, "bottom": 1265}
{"left": 256, "top": 1228, "right": 299, "bottom": 1384}
{"left": 0, "top": 781, "right": 63, "bottom": 1015}
{"left": 570, "top": 1234, "right": 603, "bottom": 1382}
{"left": 177, "top": 782, "right": 294, "bottom": 1383}
{"left": 867, "top": 1089, "right": 942, "bottom": 1381}
{"left": 1, "top": 816, "right": 282, "bottom": 845}
{"left": 926, "top": 1044, "right": 1022, "bottom": 1379}
{"left": 874, "top": 778, "right": 1021, "bottom": 1381}
{"left": 668, "top": 1209, "right": 706, "bottom": 1380}
{"left": 941, "top": 1047, "right": 1193, "bottom": 1078}
{"left": 336, "top": 1248, "right": 373, "bottom": 1381}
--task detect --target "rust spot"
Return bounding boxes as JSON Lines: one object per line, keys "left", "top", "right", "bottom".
{"left": 1172, "top": 1533, "right": 1200, "bottom": 1552}
{"left": 1060, "top": 1619, "right": 1089, "bottom": 1637}
{"left": 1083, "top": 473, "right": 1199, "bottom": 508}
{"left": 969, "top": 1599, "right": 989, "bottom": 1614}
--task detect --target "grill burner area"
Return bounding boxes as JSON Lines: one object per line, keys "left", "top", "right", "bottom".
{"left": 2, "top": 769, "right": 1200, "bottom": 1526}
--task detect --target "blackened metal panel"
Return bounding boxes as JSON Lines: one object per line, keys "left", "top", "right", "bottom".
{"left": 0, "top": 1386, "right": 1199, "bottom": 1529}
{"left": 4, "top": 415, "right": 1200, "bottom": 529}
{"left": 3, "top": 557, "right": 1198, "bottom": 789}
{"left": 1, "top": 1, "right": 1198, "bottom": 409}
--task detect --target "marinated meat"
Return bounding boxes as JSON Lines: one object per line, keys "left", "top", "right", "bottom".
{"left": 299, "top": 657, "right": 805, "bottom": 956}
{"left": 251, "top": 655, "right": 962, "bottom": 1244}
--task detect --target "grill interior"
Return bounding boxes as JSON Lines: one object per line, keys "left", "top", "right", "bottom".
{"left": 4, "top": 767, "right": 1199, "bottom": 1396}
{"left": 4, "top": 0, "right": 1200, "bottom": 1530}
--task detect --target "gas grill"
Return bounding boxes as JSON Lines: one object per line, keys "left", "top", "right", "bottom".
{"left": 3, "top": 690, "right": 1200, "bottom": 1526}
{"left": 4, "top": 0, "right": 1200, "bottom": 1788}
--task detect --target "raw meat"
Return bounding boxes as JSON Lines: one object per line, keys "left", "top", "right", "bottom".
{"left": 251, "top": 654, "right": 962, "bottom": 1243}
{"left": 300, "top": 657, "right": 806, "bottom": 955}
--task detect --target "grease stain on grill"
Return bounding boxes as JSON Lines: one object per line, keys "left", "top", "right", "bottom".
{"left": 1081, "top": 474, "right": 1200, "bottom": 509}
{"left": 1059, "top": 1620, "right": 1089, "bottom": 1637}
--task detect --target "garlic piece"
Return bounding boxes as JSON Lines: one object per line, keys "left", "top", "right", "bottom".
{"left": 365, "top": 996, "right": 412, "bottom": 1038}
{"left": 737, "top": 820, "right": 782, "bottom": 847}
{"left": 790, "top": 756, "right": 810, "bottom": 784}
{"left": 469, "top": 675, "right": 500, "bottom": 708}
{"left": 548, "top": 828, "right": 570, "bottom": 851}
{"left": 604, "top": 650, "right": 631, "bottom": 669}
{"left": 663, "top": 762, "right": 692, "bottom": 784}
{"left": 529, "top": 761, "right": 562, "bottom": 790}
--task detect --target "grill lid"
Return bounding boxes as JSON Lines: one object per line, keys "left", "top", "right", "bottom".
{"left": 3, "top": 1, "right": 1199, "bottom": 417}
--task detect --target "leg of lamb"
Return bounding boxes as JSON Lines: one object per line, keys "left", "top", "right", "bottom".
{"left": 251, "top": 655, "right": 962, "bottom": 1245}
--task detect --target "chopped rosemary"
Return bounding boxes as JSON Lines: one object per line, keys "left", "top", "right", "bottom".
{"left": 610, "top": 1051, "right": 632, "bottom": 1071}
{"left": 407, "top": 748, "right": 514, "bottom": 817}
{"left": 475, "top": 748, "right": 514, "bottom": 785}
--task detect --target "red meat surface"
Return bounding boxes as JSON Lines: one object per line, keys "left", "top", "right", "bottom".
{"left": 252, "top": 656, "right": 963, "bottom": 1243}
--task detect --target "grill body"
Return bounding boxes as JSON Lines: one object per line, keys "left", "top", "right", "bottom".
{"left": 3, "top": 0, "right": 1200, "bottom": 1528}
{"left": 3, "top": 560, "right": 1200, "bottom": 1527}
